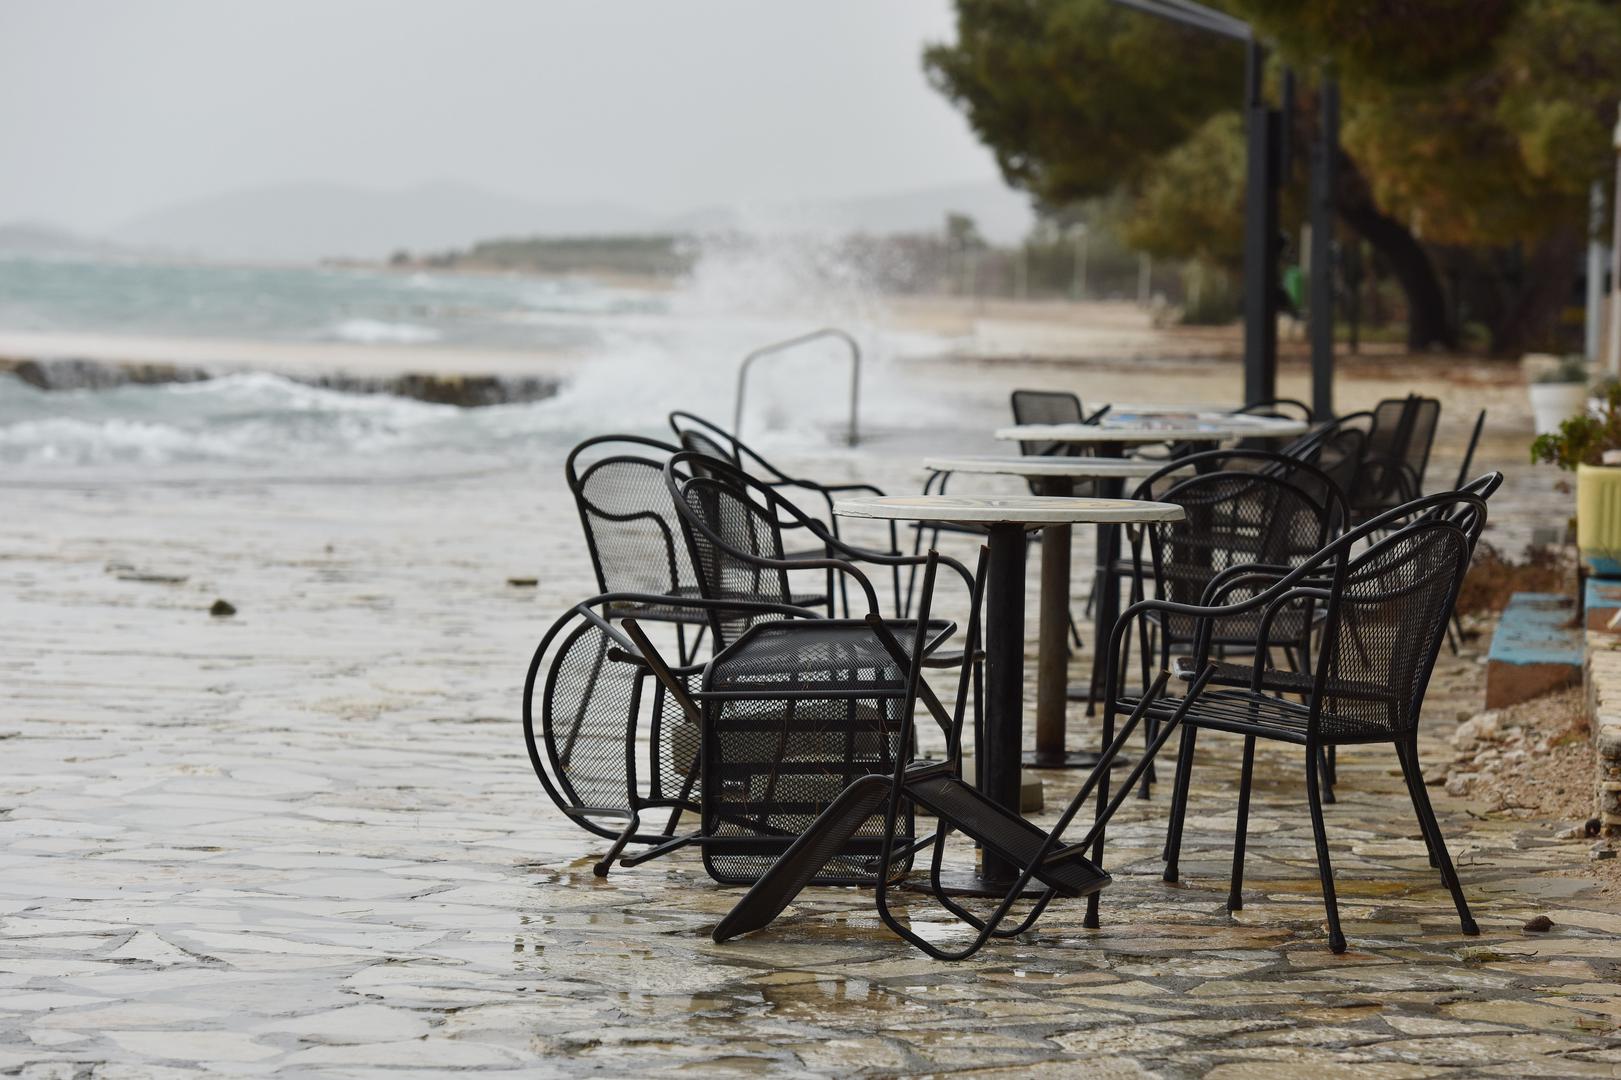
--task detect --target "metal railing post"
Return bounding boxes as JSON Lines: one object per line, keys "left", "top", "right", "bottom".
{"left": 733, "top": 328, "right": 862, "bottom": 445}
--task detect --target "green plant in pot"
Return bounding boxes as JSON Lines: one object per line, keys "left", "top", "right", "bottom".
{"left": 1533, "top": 379, "right": 1621, "bottom": 576}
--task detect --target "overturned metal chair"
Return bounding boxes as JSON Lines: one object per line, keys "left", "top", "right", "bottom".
{"left": 707, "top": 548, "right": 1191, "bottom": 959}
{"left": 626, "top": 454, "right": 978, "bottom": 885}
{"left": 522, "top": 590, "right": 816, "bottom": 877}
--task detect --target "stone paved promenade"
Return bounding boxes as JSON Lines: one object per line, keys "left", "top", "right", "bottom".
{"left": 2, "top": 358, "right": 1615, "bottom": 1076}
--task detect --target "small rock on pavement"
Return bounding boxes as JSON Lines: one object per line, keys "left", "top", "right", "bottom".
{"left": 1452, "top": 710, "right": 1502, "bottom": 752}
{"left": 1590, "top": 842, "right": 1616, "bottom": 861}
{"left": 1523, "top": 915, "right": 1554, "bottom": 933}
{"left": 1445, "top": 773, "right": 1476, "bottom": 797}
{"left": 209, "top": 599, "right": 236, "bottom": 617}
{"left": 507, "top": 577, "right": 538, "bottom": 588}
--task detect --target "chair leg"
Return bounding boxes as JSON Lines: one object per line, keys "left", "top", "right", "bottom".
{"left": 1319, "top": 747, "right": 1337, "bottom": 805}
{"left": 593, "top": 810, "right": 640, "bottom": 878}
{"left": 1069, "top": 610, "right": 1085, "bottom": 651}
{"left": 1304, "top": 743, "right": 1346, "bottom": 954}
{"left": 1397, "top": 737, "right": 1479, "bottom": 936}
{"left": 1393, "top": 742, "right": 1440, "bottom": 869}
{"left": 1228, "top": 735, "right": 1255, "bottom": 911}
{"left": 1162, "top": 726, "right": 1198, "bottom": 882}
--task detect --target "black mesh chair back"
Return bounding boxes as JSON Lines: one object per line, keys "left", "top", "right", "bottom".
{"left": 669, "top": 467, "right": 802, "bottom": 649}
{"left": 1134, "top": 449, "right": 1348, "bottom": 535}
{"left": 522, "top": 597, "right": 699, "bottom": 875}
{"left": 1300, "top": 424, "right": 1367, "bottom": 508}
{"left": 620, "top": 533, "right": 972, "bottom": 887}
{"left": 669, "top": 410, "right": 740, "bottom": 465}
{"left": 1133, "top": 459, "right": 1340, "bottom": 648}
{"left": 1011, "top": 390, "right": 1084, "bottom": 458}
{"left": 1357, "top": 396, "right": 1441, "bottom": 518}
{"left": 1315, "top": 519, "right": 1472, "bottom": 741}
{"left": 565, "top": 435, "right": 699, "bottom": 609}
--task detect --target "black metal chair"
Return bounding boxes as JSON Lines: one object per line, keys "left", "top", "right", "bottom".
{"left": 566, "top": 434, "right": 741, "bottom": 664}
{"left": 1231, "top": 398, "right": 1314, "bottom": 451}
{"left": 1233, "top": 398, "right": 1314, "bottom": 423}
{"left": 1115, "top": 451, "right": 1347, "bottom": 794}
{"left": 522, "top": 590, "right": 817, "bottom": 876}
{"left": 1089, "top": 490, "right": 1491, "bottom": 954}
{"left": 657, "top": 451, "right": 979, "bottom": 884}
{"left": 709, "top": 548, "right": 1194, "bottom": 959}
{"left": 669, "top": 410, "right": 898, "bottom": 615}
{"left": 1349, "top": 395, "right": 1441, "bottom": 525}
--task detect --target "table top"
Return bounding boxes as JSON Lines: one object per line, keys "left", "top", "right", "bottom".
{"left": 995, "top": 415, "right": 1309, "bottom": 444}
{"left": 834, "top": 494, "right": 1186, "bottom": 527}
{"left": 922, "top": 455, "right": 1165, "bottom": 479}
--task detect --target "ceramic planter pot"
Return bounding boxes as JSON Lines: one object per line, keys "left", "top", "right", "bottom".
{"left": 1530, "top": 382, "right": 1590, "bottom": 435}
{"left": 1578, "top": 463, "right": 1621, "bottom": 577}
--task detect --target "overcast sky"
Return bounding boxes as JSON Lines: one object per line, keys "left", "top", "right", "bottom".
{"left": 0, "top": 1, "right": 1005, "bottom": 233}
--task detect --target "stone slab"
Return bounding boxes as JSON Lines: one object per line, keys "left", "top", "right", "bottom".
{"left": 1487, "top": 593, "right": 1582, "bottom": 709}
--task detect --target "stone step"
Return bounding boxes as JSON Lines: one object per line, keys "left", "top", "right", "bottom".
{"left": 1486, "top": 592, "right": 1582, "bottom": 709}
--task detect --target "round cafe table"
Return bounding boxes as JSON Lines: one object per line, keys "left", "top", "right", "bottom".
{"left": 920, "top": 456, "right": 1166, "bottom": 770}
{"left": 835, "top": 493, "right": 1184, "bottom": 888}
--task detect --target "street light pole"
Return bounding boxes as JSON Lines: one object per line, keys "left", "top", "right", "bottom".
{"left": 1308, "top": 75, "right": 1339, "bottom": 419}
{"left": 1240, "top": 38, "right": 1282, "bottom": 406}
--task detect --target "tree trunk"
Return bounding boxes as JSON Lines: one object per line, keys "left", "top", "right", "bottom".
{"left": 1334, "top": 155, "right": 1456, "bottom": 351}
{"left": 1486, "top": 224, "right": 1583, "bottom": 356}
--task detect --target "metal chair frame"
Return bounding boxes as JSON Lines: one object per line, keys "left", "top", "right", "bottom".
{"left": 669, "top": 410, "right": 897, "bottom": 616}
{"left": 522, "top": 590, "right": 818, "bottom": 876}
{"left": 648, "top": 452, "right": 981, "bottom": 884}
{"left": 710, "top": 545, "right": 1209, "bottom": 959}
{"left": 1087, "top": 491, "right": 1490, "bottom": 954}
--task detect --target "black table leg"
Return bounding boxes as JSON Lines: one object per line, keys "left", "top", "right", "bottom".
{"left": 979, "top": 523, "right": 1025, "bottom": 882}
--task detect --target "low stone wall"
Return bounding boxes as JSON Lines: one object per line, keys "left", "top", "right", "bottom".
{"left": 0, "top": 355, "right": 560, "bottom": 408}
{"left": 1583, "top": 627, "right": 1621, "bottom": 837}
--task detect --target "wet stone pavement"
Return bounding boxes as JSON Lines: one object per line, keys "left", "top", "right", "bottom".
{"left": 2, "top": 372, "right": 1617, "bottom": 1076}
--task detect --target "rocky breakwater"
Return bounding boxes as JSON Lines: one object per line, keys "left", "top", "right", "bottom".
{"left": 0, "top": 355, "right": 560, "bottom": 408}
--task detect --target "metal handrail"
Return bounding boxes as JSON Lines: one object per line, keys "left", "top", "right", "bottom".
{"left": 733, "top": 328, "right": 861, "bottom": 446}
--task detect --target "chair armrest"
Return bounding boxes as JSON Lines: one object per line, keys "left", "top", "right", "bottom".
{"left": 1250, "top": 587, "right": 1332, "bottom": 691}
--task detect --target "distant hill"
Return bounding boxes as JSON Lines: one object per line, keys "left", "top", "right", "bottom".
{"left": 668, "top": 181, "right": 1034, "bottom": 245}
{"left": 0, "top": 222, "right": 121, "bottom": 257}
{"left": 103, "top": 178, "right": 1034, "bottom": 263}
{"left": 111, "top": 181, "right": 657, "bottom": 263}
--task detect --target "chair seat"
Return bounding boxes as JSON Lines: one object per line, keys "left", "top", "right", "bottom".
{"left": 907, "top": 775, "right": 1110, "bottom": 897}
{"left": 1170, "top": 656, "right": 1390, "bottom": 701}
{"left": 703, "top": 618, "right": 954, "bottom": 696}
{"left": 612, "top": 586, "right": 827, "bottom": 624}
{"left": 1141, "top": 685, "right": 1399, "bottom": 746}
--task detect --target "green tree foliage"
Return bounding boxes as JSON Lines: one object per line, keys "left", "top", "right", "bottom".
{"left": 923, "top": 0, "right": 1242, "bottom": 204}
{"left": 1115, "top": 111, "right": 1247, "bottom": 269}
{"left": 925, "top": 0, "right": 1621, "bottom": 354}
